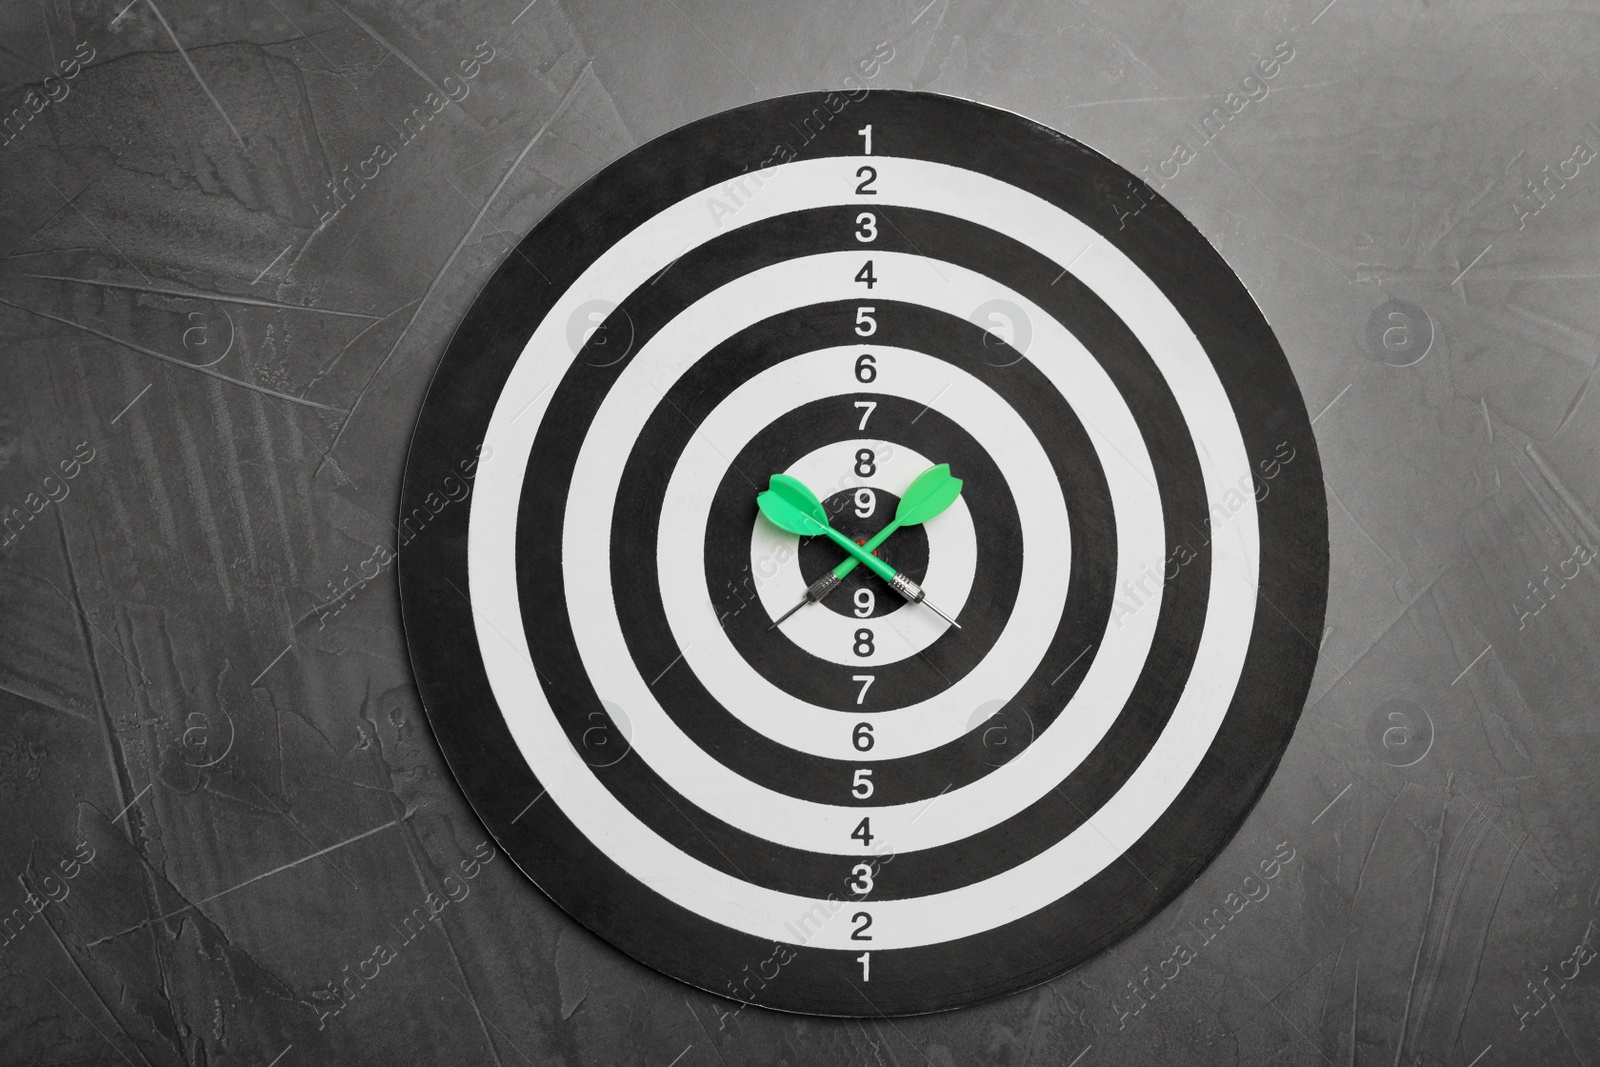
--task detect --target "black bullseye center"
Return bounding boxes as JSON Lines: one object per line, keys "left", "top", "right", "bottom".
{"left": 795, "top": 488, "right": 930, "bottom": 618}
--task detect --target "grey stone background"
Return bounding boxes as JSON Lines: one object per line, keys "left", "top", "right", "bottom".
{"left": 1, "top": 0, "right": 1596, "bottom": 1063}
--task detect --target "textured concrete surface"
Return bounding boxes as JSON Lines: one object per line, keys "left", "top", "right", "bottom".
{"left": 2, "top": 0, "right": 1598, "bottom": 1063}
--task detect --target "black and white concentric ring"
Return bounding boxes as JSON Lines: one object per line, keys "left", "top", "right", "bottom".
{"left": 401, "top": 91, "right": 1327, "bottom": 1016}
{"left": 626, "top": 339, "right": 1113, "bottom": 805}
{"left": 562, "top": 268, "right": 1172, "bottom": 829}
{"left": 471, "top": 171, "right": 1256, "bottom": 912}
{"left": 644, "top": 340, "right": 1085, "bottom": 759}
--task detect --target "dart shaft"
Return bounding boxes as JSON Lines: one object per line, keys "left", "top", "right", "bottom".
{"left": 821, "top": 526, "right": 898, "bottom": 583}
{"left": 830, "top": 518, "right": 903, "bottom": 579}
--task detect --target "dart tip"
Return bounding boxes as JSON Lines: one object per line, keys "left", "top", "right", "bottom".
{"left": 767, "top": 598, "right": 807, "bottom": 631}
{"left": 924, "top": 599, "right": 962, "bottom": 629}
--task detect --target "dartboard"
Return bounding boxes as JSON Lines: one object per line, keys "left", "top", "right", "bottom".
{"left": 399, "top": 90, "right": 1328, "bottom": 1016}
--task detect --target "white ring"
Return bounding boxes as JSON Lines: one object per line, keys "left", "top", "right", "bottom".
{"left": 467, "top": 156, "right": 1259, "bottom": 949}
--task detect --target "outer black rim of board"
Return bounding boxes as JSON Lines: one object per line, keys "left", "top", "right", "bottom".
{"left": 397, "top": 89, "right": 1328, "bottom": 1017}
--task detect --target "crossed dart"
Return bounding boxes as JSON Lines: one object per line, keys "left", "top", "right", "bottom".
{"left": 757, "top": 463, "right": 964, "bottom": 630}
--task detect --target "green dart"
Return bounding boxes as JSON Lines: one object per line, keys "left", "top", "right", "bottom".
{"left": 758, "top": 465, "right": 963, "bottom": 630}
{"left": 767, "top": 463, "right": 963, "bottom": 629}
{"left": 835, "top": 463, "right": 963, "bottom": 581}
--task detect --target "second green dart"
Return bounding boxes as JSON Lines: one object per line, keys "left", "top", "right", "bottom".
{"left": 756, "top": 465, "right": 963, "bottom": 630}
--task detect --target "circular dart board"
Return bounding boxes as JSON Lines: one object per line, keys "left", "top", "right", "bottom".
{"left": 399, "top": 90, "right": 1328, "bottom": 1016}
